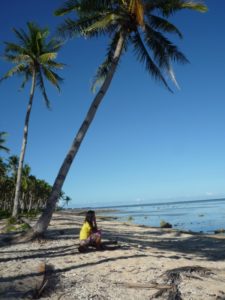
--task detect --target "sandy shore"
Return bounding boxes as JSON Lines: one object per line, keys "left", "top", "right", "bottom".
{"left": 0, "top": 210, "right": 225, "bottom": 299}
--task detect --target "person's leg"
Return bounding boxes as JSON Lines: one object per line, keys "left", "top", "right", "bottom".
{"left": 90, "top": 231, "right": 104, "bottom": 249}
{"left": 78, "top": 238, "right": 90, "bottom": 252}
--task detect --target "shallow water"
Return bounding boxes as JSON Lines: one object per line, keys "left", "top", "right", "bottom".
{"left": 98, "top": 198, "right": 225, "bottom": 234}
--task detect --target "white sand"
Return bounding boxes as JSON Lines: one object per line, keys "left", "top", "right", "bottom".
{"left": 0, "top": 211, "right": 225, "bottom": 299}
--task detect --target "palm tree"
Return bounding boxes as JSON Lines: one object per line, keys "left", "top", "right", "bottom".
{"left": 0, "top": 132, "right": 9, "bottom": 153}
{"left": 32, "top": 0, "right": 207, "bottom": 237}
{"left": 0, "top": 22, "right": 65, "bottom": 219}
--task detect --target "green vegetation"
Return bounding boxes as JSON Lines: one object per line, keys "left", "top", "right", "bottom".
{"left": 7, "top": 216, "right": 18, "bottom": 225}
{"left": 0, "top": 22, "right": 64, "bottom": 218}
{"left": 4, "top": 225, "right": 17, "bottom": 233}
{"left": 0, "top": 0, "right": 208, "bottom": 237}
{"left": 3, "top": 222, "right": 30, "bottom": 233}
{"left": 0, "top": 155, "right": 71, "bottom": 220}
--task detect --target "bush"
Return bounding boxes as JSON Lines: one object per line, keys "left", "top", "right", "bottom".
{"left": 5, "top": 224, "right": 17, "bottom": 233}
{"left": 7, "top": 217, "right": 17, "bottom": 225}
{"left": 20, "top": 223, "right": 31, "bottom": 231}
{"left": 21, "top": 209, "right": 41, "bottom": 218}
{"left": 0, "top": 210, "right": 11, "bottom": 219}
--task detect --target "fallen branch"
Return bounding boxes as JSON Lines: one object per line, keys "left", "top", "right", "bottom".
{"left": 114, "top": 282, "right": 171, "bottom": 290}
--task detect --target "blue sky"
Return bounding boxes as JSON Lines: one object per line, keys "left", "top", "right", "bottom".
{"left": 1, "top": 1, "right": 225, "bottom": 208}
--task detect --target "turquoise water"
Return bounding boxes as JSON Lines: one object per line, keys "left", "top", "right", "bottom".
{"left": 98, "top": 198, "right": 225, "bottom": 234}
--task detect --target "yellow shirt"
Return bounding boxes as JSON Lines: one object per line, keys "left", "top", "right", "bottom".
{"left": 80, "top": 221, "right": 92, "bottom": 240}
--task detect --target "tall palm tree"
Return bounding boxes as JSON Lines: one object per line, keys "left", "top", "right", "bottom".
{"left": 32, "top": 0, "right": 207, "bottom": 237}
{"left": 0, "top": 22, "right": 65, "bottom": 218}
{"left": 0, "top": 132, "right": 9, "bottom": 153}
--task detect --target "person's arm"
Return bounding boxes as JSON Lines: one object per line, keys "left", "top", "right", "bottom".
{"left": 93, "top": 215, "right": 98, "bottom": 231}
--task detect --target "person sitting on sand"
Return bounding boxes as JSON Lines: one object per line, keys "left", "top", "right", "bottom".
{"left": 78, "top": 210, "right": 103, "bottom": 252}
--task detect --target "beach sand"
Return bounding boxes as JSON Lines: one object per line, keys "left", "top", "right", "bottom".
{"left": 0, "top": 210, "right": 225, "bottom": 299}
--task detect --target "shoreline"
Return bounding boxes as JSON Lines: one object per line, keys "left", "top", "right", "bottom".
{"left": 66, "top": 197, "right": 225, "bottom": 210}
{"left": 59, "top": 205, "right": 225, "bottom": 236}
{"left": 1, "top": 210, "right": 225, "bottom": 299}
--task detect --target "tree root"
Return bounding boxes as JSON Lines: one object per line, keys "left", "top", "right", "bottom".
{"left": 0, "top": 228, "right": 43, "bottom": 245}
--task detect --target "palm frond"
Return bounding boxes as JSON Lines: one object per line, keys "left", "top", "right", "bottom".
{"left": 180, "top": 1, "right": 207, "bottom": 12}
{"left": 147, "top": 14, "right": 182, "bottom": 38}
{"left": 91, "top": 31, "right": 124, "bottom": 92}
{"left": 144, "top": 24, "right": 189, "bottom": 68}
{"left": 0, "top": 132, "right": 10, "bottom": 153}
{"left": 20, "top": 71, "right": 31, "bottom": 90}
{"left": 84, "top": 13, "right": 121, "bottom": 35}
{"left": 55, "top": 0, "right": 113, "bottom": 16}
{"left": 45, "top": 61, "right": 66, "bottom": 70}
{"left": 39, "top": 52, "right": 58, "bottom": 63}
{"left": 12, "top": 28, "right": 30, "bottom": 46}
{"left": 4, "top": 42, "right": 27, "bottom": 54}
{"left": 45, "top": 39, "right": 64, "bottom": 52}
{"left": 0, "top": 64, "right": 27, "bottom": 82}
{"left": 147, "top": 0, "right": 207, "bottom": 17}
{"left": 42, "top": 65, "right": 63, "bottom": 91}
{"left": 131, "top": 31, "right": 172, "bottom": 91}
{"left": 57, "top": 14, "right": 110, "bottom": 39}
{"left": 36, "top": 69, "right": 51, "bottom": 108}
{"left": 2, "top": 54, "right": 31, "bottom": 64}
{"left": 55, "top": 0, "right": 80, "bottom": 16}
{"left": 0, "top": 144, "right": 10, "bottom": 153}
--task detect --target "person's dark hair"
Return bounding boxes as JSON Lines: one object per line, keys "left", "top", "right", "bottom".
{"left": 85, "top": 210, "right": 95, "bottom": 228}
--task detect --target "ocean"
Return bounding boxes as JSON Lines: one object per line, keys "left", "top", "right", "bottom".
{"left": 97, "top": 198, "right": 225, "bottom": 234}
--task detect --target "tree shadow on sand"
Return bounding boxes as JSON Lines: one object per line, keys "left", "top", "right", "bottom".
{"left": 103, "top": 227, "right": 225, "bottom": 261}
{"left": 0, "top": 253, "right": 147, "bottom": 284}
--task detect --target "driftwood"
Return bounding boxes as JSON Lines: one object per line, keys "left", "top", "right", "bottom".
{"left": 115, "top": 266, "right": 213, "bottom": 300}
{"left": 114, "top": 282, "right": 171, "bottom": 290}
{"left": 150, "top": 265, "right": 213, "bottom": 300}
{"left": 32, "top": 262, "right": 57, "bottom": 299}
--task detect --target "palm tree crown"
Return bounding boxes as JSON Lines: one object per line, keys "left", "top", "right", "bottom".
{"left": 1, "top": 22, "right": 65, "bottom": 107}
{"left": 56, "top": 0, "right": 207, "bottom": 91}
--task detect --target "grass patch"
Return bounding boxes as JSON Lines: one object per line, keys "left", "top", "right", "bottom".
{"left": 4, "top": 222, "right": 31, "bottom": 233}
{"left": 5, "top": 224, "right": 17, "bottom": 232}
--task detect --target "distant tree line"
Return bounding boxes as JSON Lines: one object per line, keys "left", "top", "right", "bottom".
{"left": 0, "top": 154, "right": 71, "bottom": 217}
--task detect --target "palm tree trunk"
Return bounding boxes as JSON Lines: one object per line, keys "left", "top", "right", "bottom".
{"left": 12, "top": 71, "right": 36, "bottom": 218}
{"left": 33, "top": 32, "right": 126, "bottom": 236}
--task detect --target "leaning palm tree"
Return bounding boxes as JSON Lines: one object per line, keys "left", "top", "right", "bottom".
{"left": 31, "top": 0, "right": 207, "bottom": 237}
{"left": 0, "top": 132, "right": 9, "bottom": 153}
{"left": 0, "top": 22, "right": 64, "bottom": 218}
